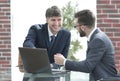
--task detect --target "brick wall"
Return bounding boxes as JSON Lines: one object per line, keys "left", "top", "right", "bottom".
{"left": 97, "top": 0, "right": 120, "bottom": 74}
{"left": 0, "top": 0, "right": 11, "bottom": 81}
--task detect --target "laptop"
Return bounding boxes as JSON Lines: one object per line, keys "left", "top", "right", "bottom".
{"left": 18, "top": 47, "right": 68, "bottom": 74}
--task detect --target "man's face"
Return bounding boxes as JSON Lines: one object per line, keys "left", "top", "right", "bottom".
{"left": 47, "top": 16, "right": 62, "bottom": 34}
{"left": 74, "top": 18, "right": 86, "bottom": 37}
{"left": 79, "top": 27, "right": 86, "bottom": 37}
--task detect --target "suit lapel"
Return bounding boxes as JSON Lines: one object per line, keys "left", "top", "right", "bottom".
{"left": 50, "top": 30, "right": 63, "bottom": 54}
{"left": 87, "top": 28, "right": 100, "bottom": 53}
{"left": 42, "top": 24, "right": 51, "bottom": 50}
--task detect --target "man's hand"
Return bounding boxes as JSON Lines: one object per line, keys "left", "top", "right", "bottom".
{"left": 54, "top": 53, "right": 66, "bottom": 65}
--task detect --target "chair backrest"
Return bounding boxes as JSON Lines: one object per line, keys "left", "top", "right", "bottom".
{"left": 18, "top": 53, "right": 25, "bottom": 72}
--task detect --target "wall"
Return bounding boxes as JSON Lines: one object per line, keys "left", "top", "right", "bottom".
{"left": 97, "top": 0, "right": 120, "bottom": 74}
{"left": 0, "top": 0, "right": 11, "bottom": 81}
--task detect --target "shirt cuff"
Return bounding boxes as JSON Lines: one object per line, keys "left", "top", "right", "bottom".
{"left": 63, "top": 59, "right": 67, "bottom": 65}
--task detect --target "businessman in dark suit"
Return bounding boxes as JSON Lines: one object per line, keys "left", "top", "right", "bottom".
{"left": 54, "top": 9, "right": 118, "bottom": 81}
{"left": 22, "top": 5, "right": 71, "bottom": 81}
{"left": 23, "top": 6, "right": 71, "bottom": 68}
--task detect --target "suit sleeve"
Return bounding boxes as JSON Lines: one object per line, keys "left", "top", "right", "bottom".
{"left": 23, "top": 25, "right": 37, "bottom": 48}
{"left": 65, "top": 38, "right": 106, "bottom": 73}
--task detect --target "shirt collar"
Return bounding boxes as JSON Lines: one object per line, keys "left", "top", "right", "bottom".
{"left": 48, "top": 25, "right": 57, "bottom": 37}
{"left": 87, "top": 27, "right": 97, "bottom": 42}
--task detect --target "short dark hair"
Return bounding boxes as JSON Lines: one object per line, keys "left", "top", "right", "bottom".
{"left": 45, "top": 6, "right": 62, "bottom": 18}
{"left": 74, "top": 9, "right": 95, "bottom": 28}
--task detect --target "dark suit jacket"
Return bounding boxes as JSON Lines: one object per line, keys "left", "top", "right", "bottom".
{"left": 23, "top": 23, "right": 71, "bottom": 63}
{"left": 65, "top": 28, "right": 117, "bottom": 81}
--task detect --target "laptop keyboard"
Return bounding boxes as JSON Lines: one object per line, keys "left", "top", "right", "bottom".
{"left": 52, "top": 69, "right": 68, "bottom": 72}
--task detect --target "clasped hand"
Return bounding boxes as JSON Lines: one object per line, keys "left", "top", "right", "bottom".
{"left": 54, "top": 53, "right": 65, "bottom": 65}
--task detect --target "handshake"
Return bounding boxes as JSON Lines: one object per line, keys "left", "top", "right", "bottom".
{"left": 54, "top": 53, "right": 66, "bottom": 65}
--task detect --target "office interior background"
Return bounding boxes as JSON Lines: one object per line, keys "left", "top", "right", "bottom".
{"left": 0, "top": 0, "right": 120, "bottom": 81}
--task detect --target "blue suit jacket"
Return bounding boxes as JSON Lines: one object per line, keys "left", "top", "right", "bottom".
{"left": 65, "top": 28, "right": 117, "bottom": 81}
{"left": 23, "top": 23, "right": 71, "bottom": 63}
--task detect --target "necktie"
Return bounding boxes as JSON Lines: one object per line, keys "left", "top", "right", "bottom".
{"left": 51, "top": 35, "right": 55, "bottom": 45}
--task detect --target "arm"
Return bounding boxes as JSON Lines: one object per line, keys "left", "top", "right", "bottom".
{"left": 23, "top": 25, "right": 37, "bottom": 48}
{"left": 65, "top": 38, "right": 106, "bottom": 73}
{"left": 55, "top": 38, "right": 106, "bottom": 73}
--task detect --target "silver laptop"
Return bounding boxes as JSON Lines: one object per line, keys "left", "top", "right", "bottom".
{"left": 18, "top": 47, "right": 68, "bottom": 74}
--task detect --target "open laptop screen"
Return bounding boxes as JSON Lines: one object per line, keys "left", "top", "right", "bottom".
{"left": 19, "top": 47, "right": 51, "bottom": 73}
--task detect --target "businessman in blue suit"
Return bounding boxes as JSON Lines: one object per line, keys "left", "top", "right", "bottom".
{"left": 54, "top": 9, "right": 118, "bottom": 81}
{"left": 22, "top": 5, "right": 71, "bottom": 81}
{"left": 23, "top": 6, "right": 71, "bottom": 68}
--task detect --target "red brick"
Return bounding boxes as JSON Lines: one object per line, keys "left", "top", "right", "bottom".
{"left": 97, "top": 9, "right": 102, "bottom": 13}
{"left": 111, "top": 0, "right": 120, "bottom": 4}
{"left": 109, "top": 14, "right": 120, "bottom": 18}
{"left": 117, "top": 42, "right": 120, "bottom": 47}
{"left": 0, "top": 57, "right": 6, "bottom": 60}
{"left": 102, "top": 9, "right": 118, "bottom": 13}
{"left": 111, "top": 38, "right": 120, "bottom": 41}
{"left": 0, "top": 45, "right": 6, "bottom": 48}
{"left": 116, "top": 5, "right": 120, "bottom": 8}
{"left": 97, "top": 0, "right": 110, "bottom": 4}
{"left": 97, "top": 23, "right": 112, "bottom": 27}
{"left": 105, "top": 28, "right": 117, "bottom": 32}
{"left": 0, "top": 0, "right": 10, "bottom": 3}
{"left": 0, "top": 61, "right": 9, "bottom": 64}
{"left": 114, "top": 33, "right": 120, "bottom": 37}
{"left": 97, "top": 19, "right": 103, "bottom": 23}
{"left": 2, "top": 64, "right": 11, "bottom": 67}
{"left": 97, "top": 14, "right": 108, "bottom": 18}
{"left": 112, "top": 42, "right": 116, "bottom": 46}
{"left": 104, "top": 19, "right": 119, "bottom": 23}
{"left": 97, "top": 5, "right": 115, "bottom": 9}
{"left": 3, "top": 53, "right": 10, "bottom": 56}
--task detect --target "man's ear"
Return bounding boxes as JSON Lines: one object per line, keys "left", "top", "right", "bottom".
{"left": 46, "top": 17, "right": 49, "bottom": 23}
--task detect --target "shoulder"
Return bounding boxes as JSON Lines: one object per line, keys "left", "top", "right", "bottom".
{"left": 91, "top": 30, "right": 111, "bottom": 48}
{"left": 30, "top": 23, "right": 47, "bottom": 31}
{"left": 95, "top": 29, "right": 109, "bottom": 42}
{"left": 30, "top": 24, "right": 42, "bottom": 29}
{"left": 91, "top": 28, "right": 107, "bottom": 41}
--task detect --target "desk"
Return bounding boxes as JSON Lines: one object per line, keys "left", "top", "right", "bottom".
{"left": 23, "top": 71, "right": 71, "bottom": 81}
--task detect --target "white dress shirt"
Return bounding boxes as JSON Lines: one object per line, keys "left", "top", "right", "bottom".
{"left": 47, "top": 25, "right": 57, "bottom": 41}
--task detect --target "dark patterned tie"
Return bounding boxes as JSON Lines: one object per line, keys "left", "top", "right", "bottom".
{"left": 51, "top": 35, "right": 55, "bottom": 45}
